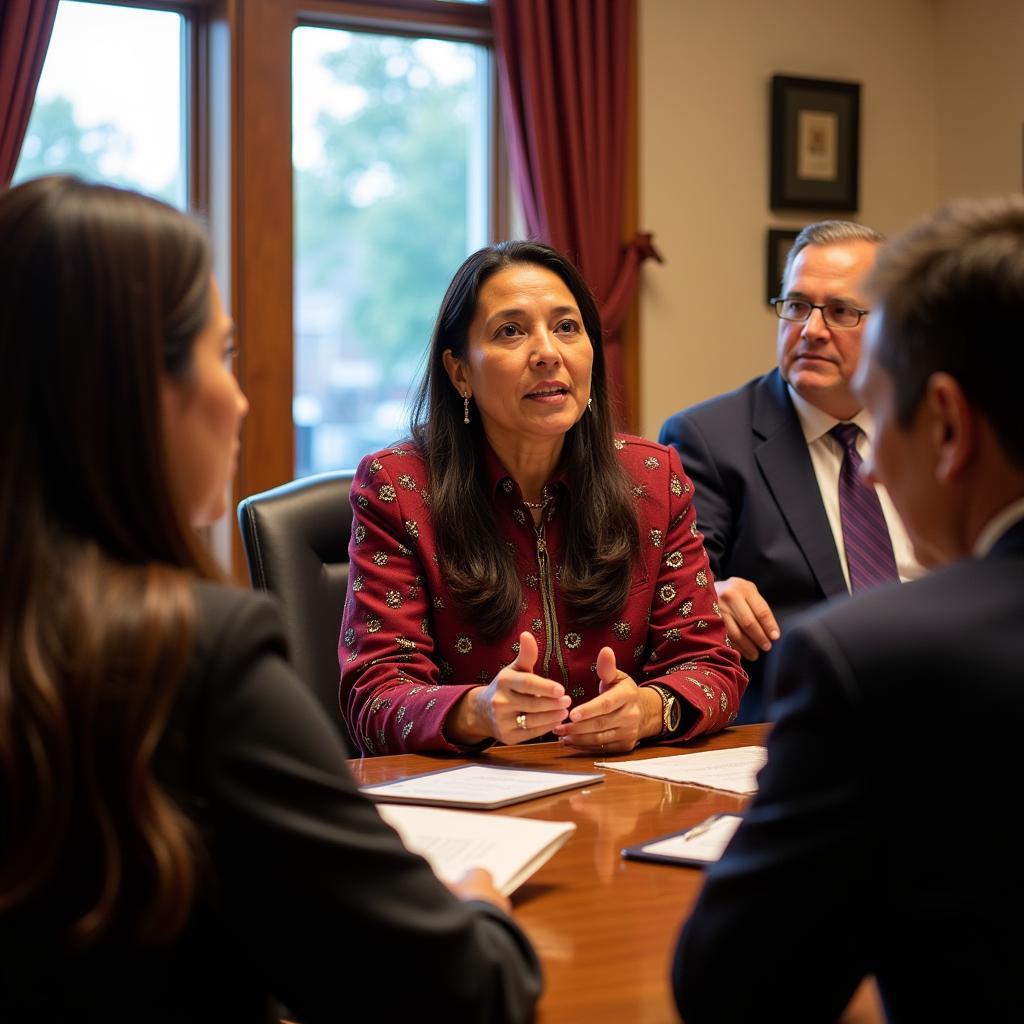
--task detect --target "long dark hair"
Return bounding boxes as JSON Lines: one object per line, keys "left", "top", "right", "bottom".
{"left": 410, "top": 240, "right": 638, "bottom": 639}
{"left": 0, "top": 176, "right": 219, "bottom": 947}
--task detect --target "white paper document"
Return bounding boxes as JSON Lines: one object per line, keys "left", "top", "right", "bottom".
{"left": 361, "top": 763, "right": 602, "bottom": 809}
{"left": 594, "top": 746, "right": 767, "bottom": 795}
{"left": 625, "top": 814, "right": 744, "bottom": 866}
{"left": 378, "top": 804, "right": 576, "bottom": 895}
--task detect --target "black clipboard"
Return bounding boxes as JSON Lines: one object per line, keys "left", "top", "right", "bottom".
{"left": 621, "top": 813, "right": 743, "bottom": 867}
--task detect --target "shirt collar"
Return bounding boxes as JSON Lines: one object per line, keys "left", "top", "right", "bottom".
{"left": 481, "top": 438, "right": 570, "bottom": 500}
{"left": 973, "top": 496, "right": 1024, "bottom": 557}
{"left": 787, "top": 382, "right": 874, "bottom": 445}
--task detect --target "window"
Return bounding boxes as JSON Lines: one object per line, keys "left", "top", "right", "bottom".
{"left": 13, "top": 1, "right": 188, "bottom": 208}
{"left": 292, "top": 24, "right": 493, "bottom": 476}
{"left": 7, "top": 0, "right": 504, "bottom": 573}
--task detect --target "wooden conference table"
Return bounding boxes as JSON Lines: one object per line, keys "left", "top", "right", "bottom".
{"left": 349, "top": 724, "right": 882, "bottom": 1023}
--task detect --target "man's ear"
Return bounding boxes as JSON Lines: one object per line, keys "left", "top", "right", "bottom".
{"left": 441, "top": 349, "right": 470, "bottom": 396}
{"left": 926, "top": 372, "right": 975, "bottom": 484}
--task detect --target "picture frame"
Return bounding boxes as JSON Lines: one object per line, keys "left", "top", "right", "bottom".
{"left": 766, "top": 228, "right": 801, "bottom": 304}
{"left": 770, "top": 75, "right": 860, "bottom": 211}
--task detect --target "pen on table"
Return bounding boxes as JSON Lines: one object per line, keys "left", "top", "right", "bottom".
{"left": 682, "top": 815, "right": 721, "bottom": 842}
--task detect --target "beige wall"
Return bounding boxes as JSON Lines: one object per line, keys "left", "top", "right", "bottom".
{"left": 638, "top": 0, "right": 945, "bottom": 440}
{"left": 936, "top": 0, "right": 1024, "bottom": 199}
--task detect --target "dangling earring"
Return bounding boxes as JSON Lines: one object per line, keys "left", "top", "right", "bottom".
{"left": 587, "top": 397, "right": 593, "bottom": 413}
{"left": 463, "top": 391, "right": 470, "bottom": 425}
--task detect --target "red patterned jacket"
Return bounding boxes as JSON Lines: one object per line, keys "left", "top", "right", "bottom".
{"left": 339, "top": 435, "right": 746, "bottom": 755}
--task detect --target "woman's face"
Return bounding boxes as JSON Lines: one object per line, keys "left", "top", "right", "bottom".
{"left": 161, "top": 276, "right": 249, "bottom": 527}
{"left": 443, "top": 263, "right": 594, "bottom": 451}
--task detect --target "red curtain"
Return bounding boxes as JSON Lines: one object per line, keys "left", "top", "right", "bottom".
{"left": 0, "top": 0, "right": 59, "bottom": 187}
{"left": 492, "top": 0, "right": 662, "bottom": 426}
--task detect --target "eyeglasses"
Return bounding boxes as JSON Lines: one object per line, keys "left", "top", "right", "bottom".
{"left": 770, "top": 298, "right": 870, "bottom": 329}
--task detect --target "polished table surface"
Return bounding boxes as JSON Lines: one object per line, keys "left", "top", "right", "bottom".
{"left": 350, "top": 725, "right": 881, "bottom": 1023}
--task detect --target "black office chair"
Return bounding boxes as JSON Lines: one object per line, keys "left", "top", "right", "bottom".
{"left": 237, "top": 471, "right": 354, "bottom": 749}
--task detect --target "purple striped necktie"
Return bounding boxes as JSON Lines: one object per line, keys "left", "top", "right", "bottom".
{"left": 829, "top": 422, "right": 900, "bottom": 592}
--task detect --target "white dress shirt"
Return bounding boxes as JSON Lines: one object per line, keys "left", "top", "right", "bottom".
{"left": 788, "top": 385, "right": 923, "bottom": 592}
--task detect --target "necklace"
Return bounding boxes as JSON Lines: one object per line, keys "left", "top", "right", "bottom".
{"left": 523, "top": 487, "right": 549, "bottom": 510}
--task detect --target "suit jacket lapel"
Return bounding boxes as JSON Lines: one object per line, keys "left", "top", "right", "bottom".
{"left": 752, "top": 370, "right": 848, "bottom": 599}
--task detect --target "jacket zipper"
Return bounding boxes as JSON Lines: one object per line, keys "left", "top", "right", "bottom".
{"left": 535, "top": 524, "right": 570, "bottom": 686}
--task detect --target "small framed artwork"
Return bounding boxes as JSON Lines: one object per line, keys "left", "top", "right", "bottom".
{"left": 770, "top": 75, "right": 860, "bottom": 211}
{"left": 766, "top": 228, "right": 801, "bottom": 304}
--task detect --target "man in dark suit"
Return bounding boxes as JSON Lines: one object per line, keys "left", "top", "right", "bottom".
{"left": 673, "top": 195, "right": 1024, "bottom": 1022}
{"left": 660, "top": 221, "right": 919, "bottom": 722}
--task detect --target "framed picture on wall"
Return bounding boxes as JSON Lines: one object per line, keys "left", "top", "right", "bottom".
{"left": 770, "top": 75, "right": 860, "bottom": 211}
{"left": 766, "top": 228, "right": 801, "bottom": 304}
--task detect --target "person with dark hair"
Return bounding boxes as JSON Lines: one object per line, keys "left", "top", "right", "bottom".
{"left": 659, "top": 220, "right": 920, "bottom": 723}
{"left": 673, "top": 195, "right": 1024, "bottom": 1022}
{"left": 339, "top": 240, "right": 745, "bottom": 756}
{"left": 0, "top": 176, "right": 541, "bottom": 1022}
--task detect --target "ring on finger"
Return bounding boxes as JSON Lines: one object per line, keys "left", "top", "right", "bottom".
{"left": 515, "top": 712, "right": 528, "bottom": 730}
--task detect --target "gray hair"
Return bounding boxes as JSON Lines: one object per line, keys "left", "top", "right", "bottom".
{"left": 781, "top": 220, "right": 886, "bottom": 291}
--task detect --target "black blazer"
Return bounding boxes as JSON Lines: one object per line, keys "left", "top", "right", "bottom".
{"left": 1, "top": 583, "right": 541, "bottom": 1023}
{"left": 659, "top": 368, "right": 848, "bottom": 721}
{"left": 673, "top": 519, "right": 1024, "bottom": 1023}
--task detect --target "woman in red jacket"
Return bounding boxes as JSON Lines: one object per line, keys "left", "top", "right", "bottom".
{"left": 340, "top": 241, "right": 746, "bottom": 756}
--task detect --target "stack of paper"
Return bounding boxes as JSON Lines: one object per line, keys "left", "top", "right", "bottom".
{"left": 595, "top": 745, "right": 767, "bottom": 795}
{"left": 377, "top": 804, "right": 576, "bottom": 895}
{"left": 364, "top": 765, "right": 595, "bottom": 894}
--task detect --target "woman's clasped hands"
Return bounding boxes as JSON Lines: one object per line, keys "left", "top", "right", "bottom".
{"left": 553, "top": 643, "right": 657, "bottom": 754}
{"left": 453, "top": 630, "right": 569, "bottom": 745}
{"left": 451, "top": 630, "right": 659, "bottom": 753}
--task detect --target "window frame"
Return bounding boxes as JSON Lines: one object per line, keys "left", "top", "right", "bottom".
{"left": 20, "top": 1, "right": 508, "bottom": 575}
{"left": 17, "top": 0, "right": 207, "bottom": 208}
{"left": 37, "top": 0, "right": 211, "bottom": 203}
{"left": 230, "top": 0, "right": 505, "bottom": 575}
